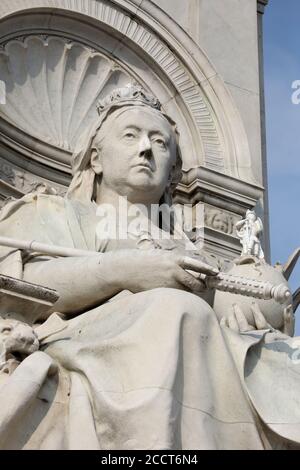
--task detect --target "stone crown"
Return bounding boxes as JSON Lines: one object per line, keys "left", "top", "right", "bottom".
{"left": 96, "top": 84, "right": 162, "bottom": 114}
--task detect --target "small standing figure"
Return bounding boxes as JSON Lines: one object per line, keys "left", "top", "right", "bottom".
{"left": 236, "top": 210, "right": 264, "bottom": 259}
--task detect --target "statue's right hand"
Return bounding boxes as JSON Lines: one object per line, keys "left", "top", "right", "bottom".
{"left": 102, "top": 249, "right": 219, "bottom": 294}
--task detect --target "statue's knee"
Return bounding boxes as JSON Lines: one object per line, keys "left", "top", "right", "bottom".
{"left": 149, "top": 288, "right": 215, "bottom": 323}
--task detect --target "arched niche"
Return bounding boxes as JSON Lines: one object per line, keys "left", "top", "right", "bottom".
{"left": 0, "top": 0, "right": 256, "bottom": 181}
{"left": 0, "top": 0, "right": 264, "bottom": 259}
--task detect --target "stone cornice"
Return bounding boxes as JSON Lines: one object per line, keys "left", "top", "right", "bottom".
{"left": 0, "top": 118, "right": 72, "bottom": 180}
{"left": 174, "top": 166, "right": 264, "bottom": 215}
{"left": 257, "top": 0, "right": 269, "bottom": 14}
{"left": 0, "top": 179, "right": 23, "bottom": 199}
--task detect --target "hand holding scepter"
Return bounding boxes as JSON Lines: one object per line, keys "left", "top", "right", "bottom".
{"left": 0, "top": 235, "right": 291, "bottom": 305}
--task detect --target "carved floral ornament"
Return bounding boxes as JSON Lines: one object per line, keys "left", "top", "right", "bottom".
{"left": 0, "top": 0, "right": 254, "bottom": 181}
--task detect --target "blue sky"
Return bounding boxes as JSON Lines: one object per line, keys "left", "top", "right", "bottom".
{"left": 264, "top": 0, "right": 300, "bottom": 334}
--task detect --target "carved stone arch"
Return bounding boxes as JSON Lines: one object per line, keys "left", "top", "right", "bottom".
{"left": 0, "top": 0, "right": 263, "bottom": 259}
{"left": 0, "top": 0, "right": 255, "bottom": 178}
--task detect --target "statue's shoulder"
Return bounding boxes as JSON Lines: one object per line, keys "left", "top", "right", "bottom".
{"left": 0, "top": 185, "right": 66, "bottom": 223}
{"left": 0, "top": 185, "right": 70, "bottom": 260}
{"left": 0, "top": 185, "right": 98, "bottom": 251}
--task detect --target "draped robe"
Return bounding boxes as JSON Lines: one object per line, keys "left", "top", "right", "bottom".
{"left": 0, "top": 189, "right": 300, "bottom": 450}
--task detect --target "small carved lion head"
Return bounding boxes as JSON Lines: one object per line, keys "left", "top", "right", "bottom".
{"left": 0, "top": 318, "right": 39, "bottom": 363}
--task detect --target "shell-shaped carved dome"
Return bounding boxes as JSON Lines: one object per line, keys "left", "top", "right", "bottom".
{"left": 0, "top": 36, "right": 132, "bottom": 151}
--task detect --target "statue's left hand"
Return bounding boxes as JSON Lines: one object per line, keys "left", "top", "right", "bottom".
{"left": 282, "top": 304, "right": 295, "bottom": 336}
{"left": 220, "top": 303, "right": 295, "bottom": 336}
{"left": 220, "top": 303, "right": 268, "bottom": 333}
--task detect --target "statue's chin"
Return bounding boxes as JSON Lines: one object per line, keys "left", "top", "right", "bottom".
{"left": 128, "top": 170, "right": 154, "bottom": 185}
{"left": 125, "top": 176, "right": 165, "bottom": 202}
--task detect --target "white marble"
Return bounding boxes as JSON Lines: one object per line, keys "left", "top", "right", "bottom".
{"left": 0, "top": 87, "right": 299, "bottom": 450}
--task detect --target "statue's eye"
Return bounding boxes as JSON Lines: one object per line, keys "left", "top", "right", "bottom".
{"left": 124, "top": 132, "right": 136, "bottom": 140}
{"left": 154, "top": 138, "right": 166, "bottom": 149}
{"left": 1, "top": 326, "right": 12, "bottom": 334}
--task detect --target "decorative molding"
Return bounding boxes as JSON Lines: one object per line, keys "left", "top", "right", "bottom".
{"left": 174, "top": 166, "right": 263, "bottom": 216}
{"left": 0, "top": 178, "right": 23, "bottom": 207}
{"left": 173, "top": 166, "right": 264, "bottom": 260}
{"left": 0, "top": 155, "right": 67, "bottom": 201}
{"left": 196, "top": 226, "right": 242, "bottom": 262}
{"left": 204, "top": 205, "right": 239, "bottom": 236}
{"left": 0, "top": 132, "right": 71, "bottom": 188}
{"left": 0, "top": 117, "right": 72, "bottom": 175}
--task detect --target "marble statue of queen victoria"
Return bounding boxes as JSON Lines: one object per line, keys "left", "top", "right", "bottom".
{"left": 0, "top": 85, "right": 300, "bottom": 450}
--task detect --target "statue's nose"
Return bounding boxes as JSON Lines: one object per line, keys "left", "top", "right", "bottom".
{"left": 138, "top": 135, "right": 152, "bottom": 157}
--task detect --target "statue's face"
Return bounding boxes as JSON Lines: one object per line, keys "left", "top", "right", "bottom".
{"left": 94, "top": 107, "right": 177, "bottom": 204}
{"left": 247, "top": 212, "right": 256, "bottom": 222}
{"left": 213, "top": 215, "right": 229, "bottom": 232}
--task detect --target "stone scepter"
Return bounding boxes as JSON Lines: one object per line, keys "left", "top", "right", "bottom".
{"left": 0, "top": 235, "right": 291, "bottom": 305}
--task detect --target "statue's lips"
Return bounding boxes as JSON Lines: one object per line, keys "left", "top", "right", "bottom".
{"left": 132, "top": 163, "right": 153, "bottom": 171}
